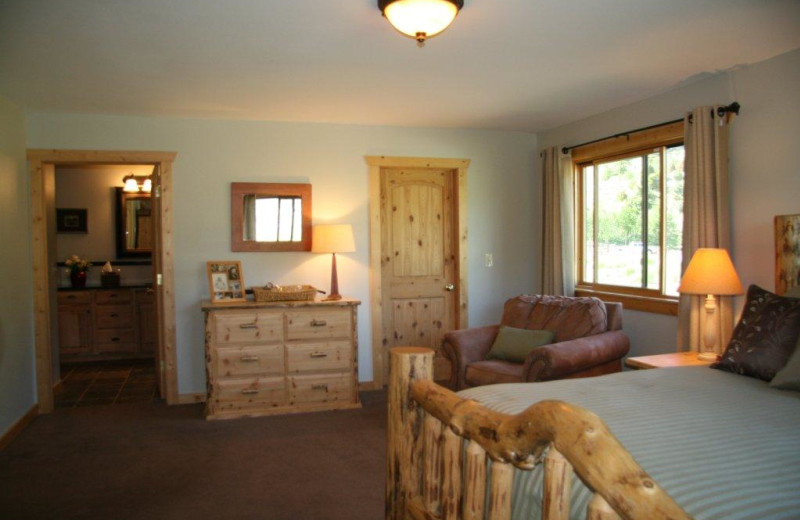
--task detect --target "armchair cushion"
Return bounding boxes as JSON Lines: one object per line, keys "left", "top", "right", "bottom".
{"left": 486, "top": 326, "right": 555, "bottom": 363}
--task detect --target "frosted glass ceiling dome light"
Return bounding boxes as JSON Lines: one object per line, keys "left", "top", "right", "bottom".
{"left": 378, "top": 0, "right": 463, "bottom": 47}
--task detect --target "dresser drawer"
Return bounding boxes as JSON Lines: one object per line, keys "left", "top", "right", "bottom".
{"left": 95, "top": 306, "right": 134, "bottom": 329}
{"left": 214, "top": 312, "right": 283, "bottom": 345}
{"left": 215, "top": 345, "right": 283, "bottom": 378}
{"left": 58, "top": 291, "right": 92, "bottom": 305}
{"left": 287, "top": 341, "right": 352, "bottom": 374}
{"left": 286, "top": 309, "right": 351, "bottom": 341}
{"left": 213, "top": 377, "right": 286, "bottom": 410}
{"left": 94, "top": 329, "right": 136, "bottom": 351}
{"left": 289, "top": 373, "right": 353, "bottom": 405}
{"left": 96, "top": 290, "right": 133, "bottom": 305}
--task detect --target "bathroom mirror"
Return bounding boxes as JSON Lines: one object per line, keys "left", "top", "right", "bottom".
{"left": 115, "top": 188, "right": 153, "bottom": 258}
{"left": 230, "top": 182, "right": 312, "bottom": 252}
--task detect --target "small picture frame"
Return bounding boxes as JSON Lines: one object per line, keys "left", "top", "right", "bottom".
{"left": 56, "top": 208, "right": 88, "bottom": 233}
{"left": 206, "top": 261, "right": 246, "bottom": 303}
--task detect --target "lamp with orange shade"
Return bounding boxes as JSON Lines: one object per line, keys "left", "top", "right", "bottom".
{"left": 678, "top": 248, "right": 744, "bottom": 360}
{"left": 312, "top": 224, "right": 355, "bottom": 301}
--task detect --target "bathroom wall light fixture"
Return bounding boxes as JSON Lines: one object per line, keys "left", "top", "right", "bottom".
{"left": 122, "top": 174, "right": 152, "bottom": 193}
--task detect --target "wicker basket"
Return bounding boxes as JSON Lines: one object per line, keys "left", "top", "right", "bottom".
{"left": 252, "top": 284, "right": 317, "bottom": 302}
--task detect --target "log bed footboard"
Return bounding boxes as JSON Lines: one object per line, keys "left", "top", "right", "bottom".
{"left": 387, "top": 347, "right": 690, "bottom": 520}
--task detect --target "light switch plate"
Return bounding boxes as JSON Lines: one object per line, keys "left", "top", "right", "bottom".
{"left": 485, "top": 253, "right": 493, "bottom": 267}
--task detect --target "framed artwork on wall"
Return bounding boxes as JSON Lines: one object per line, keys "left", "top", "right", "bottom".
{"left": 56, "top": 208, "right": 88, "bottom": 233}
{"left": 775, "top": 214, "right": 800, "bottom": 295}
{"left": 206, "top": 260, "right": 246, "bottom": 303}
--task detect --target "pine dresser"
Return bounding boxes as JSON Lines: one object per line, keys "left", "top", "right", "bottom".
{"left": 202, "top": 298, "right": 361, "bottom": 420}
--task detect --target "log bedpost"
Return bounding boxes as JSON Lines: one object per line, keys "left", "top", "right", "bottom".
{"left": 387, "top": 347, "right": 434, "bottom": 520}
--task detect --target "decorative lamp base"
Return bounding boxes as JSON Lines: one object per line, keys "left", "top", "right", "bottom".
{"left": 697, "top": 352, "right": 718, "bottom": 361}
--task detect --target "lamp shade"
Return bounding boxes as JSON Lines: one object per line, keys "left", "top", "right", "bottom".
{"left": 379, "top": 0, "right": 463, "bottom": 44}
{"left": 311, "top": 224, "right": 355, "bottom": 254}
{"left": 122, "top": 174, "right": 140, "bottom": 193}
{"left": 678, "top": 248, "right": 744, "bottom": 296}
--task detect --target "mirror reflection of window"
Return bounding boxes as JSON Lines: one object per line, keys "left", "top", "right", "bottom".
{"left": 244, "top": 195, "right": 303, "bottom": 243}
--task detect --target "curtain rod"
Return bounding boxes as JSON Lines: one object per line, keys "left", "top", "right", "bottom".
{"left": 560, "top": 101, "right": 740, "bottom": 155}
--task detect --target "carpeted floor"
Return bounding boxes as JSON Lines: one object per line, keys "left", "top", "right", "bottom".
{"left": 0, "top": 391, "right": 386, "bottom": 520}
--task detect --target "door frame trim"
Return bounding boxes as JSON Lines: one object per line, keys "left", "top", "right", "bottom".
{"left": 366, "top": 156, "right": 469, "bottom": 388}
{"left": 27, "top": 149, "right": 179, "bottom": 412}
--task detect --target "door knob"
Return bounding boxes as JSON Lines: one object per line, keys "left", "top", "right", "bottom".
{"left": 444, "top": 283, "right": 455, "bottom": 292}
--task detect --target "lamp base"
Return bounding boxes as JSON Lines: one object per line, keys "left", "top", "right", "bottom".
{"left": 697, "top": 352, "right": 718, "bottom": 361}
{"left": 323, "top": 294, "right": 343, "bottom": 301}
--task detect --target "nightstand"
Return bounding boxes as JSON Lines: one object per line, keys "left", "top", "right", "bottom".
{"left": 625, "top": 351, "right": 714, "bottom": 370}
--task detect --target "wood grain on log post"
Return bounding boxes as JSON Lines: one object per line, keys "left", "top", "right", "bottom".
{"left": 387, "top": 347, "right": 433, "bottom": 520}
{"left": 543, "top": 447, "right": 572, "bottom": 520}
{"left": 422, "top": 414, "right": 443, "bottom": 515}
{"left": 441, "top": 426, "right": 463, "bottom": 520}
{"left": 488, "top": 461, "right": 513, "bottom": 520}
{"left": 463, "top": 440, "right": 487, "bottom": 520}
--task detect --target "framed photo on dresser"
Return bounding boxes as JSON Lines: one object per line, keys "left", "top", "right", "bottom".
{"left": 206, "top": 260, "right": 246, "bottom": 303}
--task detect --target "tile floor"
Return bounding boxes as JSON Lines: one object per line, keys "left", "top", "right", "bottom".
{"left": 54, "top": 358, "right": 157, "bottom": 408}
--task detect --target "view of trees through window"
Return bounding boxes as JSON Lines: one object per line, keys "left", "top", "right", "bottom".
{"left": 580, "top": 145, "right": 684, "bottom": 297}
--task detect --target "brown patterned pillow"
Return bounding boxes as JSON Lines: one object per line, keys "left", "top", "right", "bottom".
{"left": 712, "top": 285, "right": 800, "bottom": 381}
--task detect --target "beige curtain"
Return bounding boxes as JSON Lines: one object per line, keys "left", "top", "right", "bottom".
{"left": 541, "top": 147, "right": 574, "bottom": 296}
{"left": 678, "top": 106, "right": 735, "bottom": 353}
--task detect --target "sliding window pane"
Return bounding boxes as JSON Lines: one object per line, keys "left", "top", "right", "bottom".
{"left": 583, "top": 165, "right": 594, "bottom": 283}
{"left": 664, "top": 146, "right": 685, "bottom": 296}
{"left": 646, "top": 151, "right": 662, "bottom": 290}
{"left": 596, "top": 156, "right": 642, "bottom": 287}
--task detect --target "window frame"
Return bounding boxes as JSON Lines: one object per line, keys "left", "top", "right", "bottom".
{"left": 571, "top": 121, "right": 684, "bottom": 315}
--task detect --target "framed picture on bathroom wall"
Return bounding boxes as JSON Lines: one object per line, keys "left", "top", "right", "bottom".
{"left": 775, "top": 214, "right": 800, "bottom": 295}
{"left": 56, "top": 208, "right": 88, "bottom": 233}
{"left": 206, "top": 260, "right": 246, "bottom": 303}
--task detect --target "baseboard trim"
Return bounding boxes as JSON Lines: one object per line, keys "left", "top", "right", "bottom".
{"left": 0, "top": 404, "right": 39, "bottom": 451}
{"left": 177, "top": 393, "right": 206, "bottom": 404}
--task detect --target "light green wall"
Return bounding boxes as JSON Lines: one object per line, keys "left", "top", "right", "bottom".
{"left": 0, "top": 95, "right": 35, "bottom": 436}
{"left": 25, "top": 116, "right": 538, "bottom": 393}
{"left": 538, "top": 47, "right": 800, "bottom": 356}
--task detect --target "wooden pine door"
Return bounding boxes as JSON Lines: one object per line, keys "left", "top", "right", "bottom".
{"left": 380, "top": 167, "right": 457, "bottom": 384}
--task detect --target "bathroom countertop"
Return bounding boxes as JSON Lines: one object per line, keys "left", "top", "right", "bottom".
{"left": 57, "top": 283, "right": 153, "bottom": 291}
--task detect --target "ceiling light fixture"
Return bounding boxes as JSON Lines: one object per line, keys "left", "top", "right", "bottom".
{"left": 378, "top": 0, "right": 463, "bottom": 47}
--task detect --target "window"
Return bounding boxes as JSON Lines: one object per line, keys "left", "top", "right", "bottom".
{"left": 574, "top": 122, "right": 684, "bottom": 314}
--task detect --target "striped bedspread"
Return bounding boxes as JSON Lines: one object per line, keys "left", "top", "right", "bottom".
{"left": 459, "top": 366, "right": 800, "bottom": 519}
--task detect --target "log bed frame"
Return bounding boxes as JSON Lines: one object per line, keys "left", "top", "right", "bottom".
{"left": 387, "top": 347, "right": 691, "bottom": 520}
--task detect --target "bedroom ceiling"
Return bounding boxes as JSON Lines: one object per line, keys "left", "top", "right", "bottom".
{"left": 1, "top": 0, "right": 799, "bottom": 133}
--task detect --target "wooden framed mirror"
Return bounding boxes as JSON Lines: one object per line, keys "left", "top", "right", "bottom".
{"left": 230, "top": 182, "right": 312, "bottom": 252}
{"left": 115, "top": 187, "right": 153, "bottom": 258}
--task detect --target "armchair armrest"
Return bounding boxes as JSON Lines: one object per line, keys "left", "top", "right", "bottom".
{"left": 522, "top": 330, "right": 630, "bottom": 382}
{"left": 441, "top": 325, "right": 499, "bottom": 390}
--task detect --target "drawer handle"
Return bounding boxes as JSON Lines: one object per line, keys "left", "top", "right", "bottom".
{"left": 240, "top": 355, "right": 260, "bottom": 362}
{"left": 67, "top": 295, "right": 76, "bottom": 299}
{"left": 239, "top": 323, "right": 258, "bottom": 329}
{"left": 310, "top": 319, "right": 327, "bottom": 327}
{"left": 311, "top": 384, "right": 329, "bottom": 391}
{"left": 109, "top": 294, "right": 118, "bottom": 298}
{"left": 111, "top": 337, "right": 120, "bottom": 342}
{"left": 110, "top": 313, "right": 119, "bottom": 318}
{"left": 310, "top": 352, "right": 328, "bottom": 358}
{"left": 240, "top": 388, "right": 259, "bottom": 395}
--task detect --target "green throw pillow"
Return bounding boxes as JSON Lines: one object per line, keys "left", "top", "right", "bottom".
{"left": 487, "top": 326, "right": 555, "bottom": 363}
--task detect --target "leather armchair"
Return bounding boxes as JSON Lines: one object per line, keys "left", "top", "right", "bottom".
{"left": 442, "top": 295, "right": 630, "bottom": 390}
